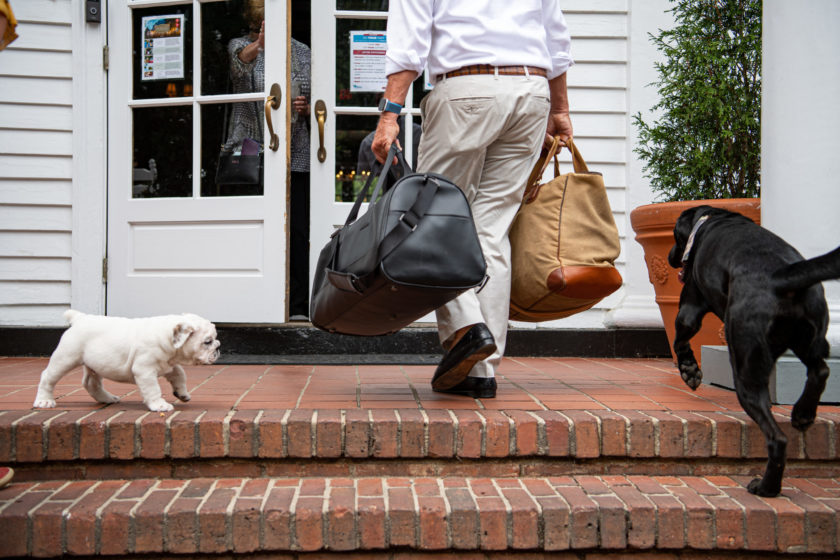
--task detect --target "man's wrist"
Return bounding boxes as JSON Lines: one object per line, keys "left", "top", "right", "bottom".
{"left": 378, "top": 97, "right": 403, "bottom": 115}
{"left": 378, "top": 111, "right": 399, "bottom": 123}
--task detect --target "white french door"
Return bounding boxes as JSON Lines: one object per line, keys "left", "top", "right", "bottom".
{"left": 308, "top": 1, "right": 427, "bottom": 320}
{"left": 107, "top": 0, "right": 288, "bottom": 322}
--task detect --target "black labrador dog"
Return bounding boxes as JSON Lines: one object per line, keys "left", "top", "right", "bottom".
{"left": 668, "top": 205, "right": 840, "bottom": 497}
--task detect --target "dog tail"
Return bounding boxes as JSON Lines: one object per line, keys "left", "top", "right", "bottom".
{"left": 63, "top": 309, "right": 83, "bottom": 325}
{"left": 773, "top": 245, "right": 840, "bottom": 294}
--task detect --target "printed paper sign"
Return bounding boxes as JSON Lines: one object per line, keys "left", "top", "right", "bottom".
{"left": 350, "top": 31, "right": 388, "bottom": 92}
{"left": 141, "top": 14, "right": 185, "bottom": 81}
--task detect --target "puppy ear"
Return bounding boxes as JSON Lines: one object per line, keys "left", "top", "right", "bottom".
{"left": 172, "top": 322, "right": 196, "bottom": 349}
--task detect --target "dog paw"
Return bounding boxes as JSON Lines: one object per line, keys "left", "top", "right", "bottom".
{"left": 174, "top": 391, "right": 191, "bottom": 403}
{"left": 678, "top": 363, "right": 703, "bottom": 390}
{"left": 33, "top": 398, "right": 56, "bottom": 409}
{"left": 147, "top": 399, "right": 174, "bottom": 412}
{"left": 747, "top": 477, "right": 781, "bottom": 497}
{"left": 791, "top": 406, "right": 816, "bottom": 432}
{"left": 96, "top": 393, "right": 121, "bottom": 405}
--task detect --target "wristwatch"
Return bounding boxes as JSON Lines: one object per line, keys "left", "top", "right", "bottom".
{"left": 378, "top": 97, "right": 403, "bottom": 115}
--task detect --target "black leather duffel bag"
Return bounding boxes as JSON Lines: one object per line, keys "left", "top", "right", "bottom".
{"left": 310, "top": 144, "right": 486, "bottom": 336}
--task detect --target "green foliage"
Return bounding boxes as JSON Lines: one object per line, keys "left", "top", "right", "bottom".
{"left": 633, "top": 0, "right": 761, "bottom": 201}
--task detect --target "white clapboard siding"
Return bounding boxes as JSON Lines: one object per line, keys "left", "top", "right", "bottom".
{"left": 0, "top": 179, "right": 72, "bottom": 206}
{"left": 512, "top": 1, "right": 630, "bottom": 330}
{"left": 0, "top": 4, "right": 74, "bottom": 327}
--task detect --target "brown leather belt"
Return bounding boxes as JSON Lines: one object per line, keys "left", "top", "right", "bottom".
{"left": 437, "top": 64, "right": 548, "bottom": 81}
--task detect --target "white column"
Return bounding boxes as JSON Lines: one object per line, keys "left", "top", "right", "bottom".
{"left": 605, "top": 0, "right": 673, "bottom": 328}
{"left": 762, "top": 0, "right": 840, "bottom": 354}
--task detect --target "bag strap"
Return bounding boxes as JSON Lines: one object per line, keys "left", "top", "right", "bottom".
{"left": 344, "top": 143, "right": 411, "bottom": 226}
{"left": 378, "top": 174, "right": 440, "bottom": 261}
{"left": 524, "top": 136, "right": 561, "bottom": 194}
{"left": 564, "top": 137, "right": 589, "bottom": 173}
{"left": 523, "top": 136, "right": 592, "bottom": 198}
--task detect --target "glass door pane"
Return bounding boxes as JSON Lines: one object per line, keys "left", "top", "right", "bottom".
{"left": 129, "top": 1, "right": 271, "bottom": 199}
{"left": 201, "top": 0, "right": 266, "bottom": 197}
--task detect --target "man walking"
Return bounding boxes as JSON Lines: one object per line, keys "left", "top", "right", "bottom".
{"left": 372, "top": 1, "right": 574, "bottom": 398}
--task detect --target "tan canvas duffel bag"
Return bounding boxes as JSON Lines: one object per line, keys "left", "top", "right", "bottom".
{"left": 509, "top": 136, "right": 622, "bottom": 321}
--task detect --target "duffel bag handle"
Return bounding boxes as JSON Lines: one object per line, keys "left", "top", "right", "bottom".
{"left": 345, "top": 143, "right": 412, "bottom": 226}
{"left": 523, "top": 136, "right": 590, "bottom": 199}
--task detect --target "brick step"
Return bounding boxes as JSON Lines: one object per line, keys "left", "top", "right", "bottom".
{"left": 3, "top": 408, "right": 840, "bottom": 481}
{"left": 2, "top": 474, "right": 839, "bottom": 557}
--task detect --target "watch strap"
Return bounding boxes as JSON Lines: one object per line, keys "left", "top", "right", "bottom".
{"left": 380, "top": 98, "right": 403, "bottom": 114}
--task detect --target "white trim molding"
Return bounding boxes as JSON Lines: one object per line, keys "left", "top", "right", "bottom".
{"left": 71, "top": 0, "right": 108, "bottom": 315}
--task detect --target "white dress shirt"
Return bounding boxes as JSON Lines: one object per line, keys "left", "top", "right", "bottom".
{"left": 384, "top": 0, "right": 573, "bottom": 80}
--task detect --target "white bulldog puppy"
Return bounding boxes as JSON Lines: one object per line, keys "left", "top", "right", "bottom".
{"left": 34, "top": 310, "right": 221, "bottom": 412}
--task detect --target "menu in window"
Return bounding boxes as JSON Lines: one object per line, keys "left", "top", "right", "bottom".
{"left": 141, "top": 14, "right": 185, "bottom": 81}
{"left": 350, "top": 31, "right": 388, "bottom": 92}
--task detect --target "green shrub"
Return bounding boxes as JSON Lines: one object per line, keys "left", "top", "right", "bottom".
{"left": 633, "top": 0, "right": 761, "bottom": 201}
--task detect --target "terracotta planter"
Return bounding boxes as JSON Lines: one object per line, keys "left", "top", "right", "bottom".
{"left": 630, "top": 198, "right": 761, "bottom": 364}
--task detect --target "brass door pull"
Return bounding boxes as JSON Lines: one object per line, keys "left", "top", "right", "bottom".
{"left": 315, "top": 99, "right": 326, "bottom": 162}
{"left": 265, "top": 83, "right": 282, "bottom": 152}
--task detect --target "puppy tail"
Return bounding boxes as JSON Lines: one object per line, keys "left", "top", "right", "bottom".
{"left": 63, "top": 309, "right": 83, "bottom": 325}
{"left": 773, "top": 245, "right": 840, "bottom": 294}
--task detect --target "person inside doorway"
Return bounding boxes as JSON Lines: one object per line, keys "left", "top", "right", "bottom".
{"left": 225, "top": 0, "right": 312, "bottom": 319}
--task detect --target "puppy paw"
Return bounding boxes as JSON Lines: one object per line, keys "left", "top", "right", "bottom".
{"left": 747, "top": 477, "right": 781, "bottom": 497}
{"left": 96, "top": 393, "right": 121, "bottom": 405}
{"left": 678, "top": 363, "right": 703, "bottom": 390}
{"left": 146, "top": 399, "right": 174, "bottom": 412}
{"left": 33, "top": 398, "right": 57, "bottom": 409}
{"left": 174, "top": 391, "right": 191, "bottom": 403}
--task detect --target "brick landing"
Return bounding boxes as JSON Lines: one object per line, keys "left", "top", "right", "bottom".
{"left": 2, "top": 356, "right": 840, "bottom": 557}
{"left": 0, "top": 356, "right": 755, "bottom": 411}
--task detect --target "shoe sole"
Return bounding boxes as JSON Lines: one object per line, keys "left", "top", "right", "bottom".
{"left": 433, "top": 384, "right": 497, "bottom": 399}
{"left": 431, "top": 341, "right": 496, "bottom": 391}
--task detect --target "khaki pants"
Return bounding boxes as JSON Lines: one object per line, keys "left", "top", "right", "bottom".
{"left": 418, "top": 73, "right": 550, "bottom": 378}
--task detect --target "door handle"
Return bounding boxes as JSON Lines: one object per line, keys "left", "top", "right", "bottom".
{"left": 264, "top": 83, "right": 282, "bottom": 152}
{"left": 315, "top": 99, "right": 327, "bottom": 162}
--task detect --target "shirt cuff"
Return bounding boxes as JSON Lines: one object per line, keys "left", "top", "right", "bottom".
{"left": 385, "top": 51, "right": 424, "bottom": 77}
{"left": 547, "top": 55, "right": 574, "bottom": 80}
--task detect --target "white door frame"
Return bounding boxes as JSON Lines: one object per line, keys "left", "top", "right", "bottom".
{"left": 106, "top": 0, "right": 289, "bottom": 323}
{"left": 71, "top": 0, "right": 109, "bottom": 316}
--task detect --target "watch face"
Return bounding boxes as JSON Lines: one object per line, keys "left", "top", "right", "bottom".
{"left": 378, "top": 97, "right": 386, "bottom": 111}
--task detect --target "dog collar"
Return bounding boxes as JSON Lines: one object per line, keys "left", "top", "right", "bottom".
{"left": 680, "top": 214, "right": 710, "bottom": 265}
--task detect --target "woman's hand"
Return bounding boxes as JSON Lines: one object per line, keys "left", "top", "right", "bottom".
{"left": 238, "top": 20, "right": 265, "bottom": 64}
{"left": 293, "top": 96, "right": 310, "bottom": 117}
{"left": 256, "top": 20, "right": 265, "bottom": 50}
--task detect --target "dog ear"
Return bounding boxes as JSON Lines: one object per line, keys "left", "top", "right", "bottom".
{"left": 673, "top": 207, "right": 700, "bottom": 244}
{"left": 172, "top": 322, "right": 196, "bottom": 349}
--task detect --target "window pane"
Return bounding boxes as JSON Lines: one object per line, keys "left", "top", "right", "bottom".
{"left": 201, "top": 1, "right": 254, "bottom": 96}
{"left": 336, "top": 18, "right": 387, "bottom": 108}
{"left": 337, "top": 1, "right": 389, "bottom": 11}
{"left": 336, "top": 113, "right": 423, "bottom": 202}
{"left": 336, "top": 114, "right": 379, "bottom": 201}
{"left": 133, "top": 5, "right": 194, "bottom": 100}
{"left": 201, "top": 103, "right": 264, "bottom": 197}
{"left": 132, "top": 106, "right": 193, "bottom": 198}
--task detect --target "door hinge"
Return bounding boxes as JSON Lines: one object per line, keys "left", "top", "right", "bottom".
{"left": 102, "top": 256, "right": 108, "bottom": 284}
{"left": 103, "top": 45, "right": 109, "bottom": 71}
